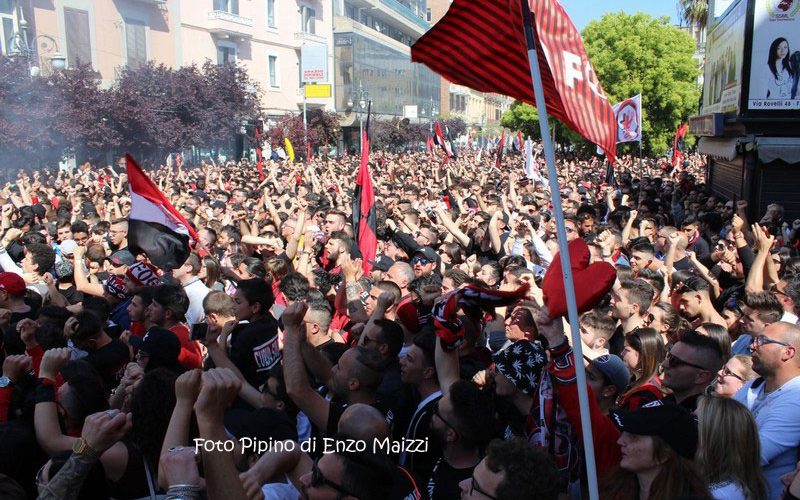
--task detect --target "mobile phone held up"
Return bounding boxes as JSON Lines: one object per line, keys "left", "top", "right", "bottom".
{"left": 190, "top": 323, "right": 208, "bottom": 341}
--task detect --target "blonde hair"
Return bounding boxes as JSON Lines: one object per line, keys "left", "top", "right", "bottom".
{"left": 730, "top": 354, "right": 758, "bottom": 382}
{"left": 697, "top": 395, "right": 767, "bottom": 500}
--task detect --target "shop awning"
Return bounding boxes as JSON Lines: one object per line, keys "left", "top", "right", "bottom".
{"left": 756, "top": 137, "right": 800, "bottom": 165}
{"left": 697, "top": 137, "right": 739, "bottom": 160}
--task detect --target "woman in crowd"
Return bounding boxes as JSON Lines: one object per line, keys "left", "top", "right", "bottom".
{"left": 711, "top": 354, "right": 757, "bottom": 398}
{"left": 644, "top": 301, "right": 686, "bottom": 348}
{"left": 696, "top": 395, "right": 768, "bottom": 499}
{"left": 618, "top": 328, "right": 666, "bottom": 410}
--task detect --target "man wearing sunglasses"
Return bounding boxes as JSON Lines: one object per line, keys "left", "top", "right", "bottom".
{"left": 410, "top": 247, "right": 438, "bottom": 278}
{"left": 734, "top": 321, "right": 800, "bottom": 499}
{"left": 661, "top": 330, "right": 724, "bottom": 411}
{"left": 458, "top": 438, "right": 560, "bottom": 500}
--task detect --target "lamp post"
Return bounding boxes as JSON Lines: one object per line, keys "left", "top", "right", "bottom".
{"left": 424, "top": 96, "right": 437, "bottom": 134}
{"left": 347, "top": 81, "right": 368, "bottom": 153}
{"left": 7, "top": 6, "right": 66, "bottom": 77}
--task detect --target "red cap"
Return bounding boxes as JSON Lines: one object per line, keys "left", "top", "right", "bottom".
{"left": 0, "top": 272, "right": 26, "bottom": 297}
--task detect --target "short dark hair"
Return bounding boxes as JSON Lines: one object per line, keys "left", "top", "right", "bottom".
{"left": 448, "top": 380, "right": 497, "bottom": 449}
{"left": 25, "top": 243, "right": 55, "bottom": 274}
{"left": 70, "top": 220, "right": 89, "bottom": 234}
{"left": 742, "top": 291, "right": 784, "bottom": 323}
{"left": 278, "top": 272, "right": 310, "bottom": 301}
{"left": 71, "top": 311, "right": 104, "bottom": 342}
{"left": 372, "top": 319, "right": 404, "bottom": 358}
{"left": 485, "top": 438, "right": 561, "bottom": 500}
{"left": 350, "top": 346, "right": 384, "bottom": 393}
{"left": 412, "top": 331, "right": 437, "bottom": 370}
{"left": 236, "top": 278, "right": 275, "bottom": 316}
{"left": 630, "top": 242, "right": 655, "bottom": 256}
{"left": 153, "top": 284, "right": 190, "bottom": 322}
{"left": 334, "top": 450, "right": 393, "bottom": 500}
{"left": 678, "top": 329, "right": 724, "bottom": 373}
{"left": 620, "top": 279, "right": 655, "bottom": 314}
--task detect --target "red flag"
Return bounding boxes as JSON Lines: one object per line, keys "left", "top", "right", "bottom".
{"left": 412, "top": 0, "right": 616, "bottom": 163}
{"left": 125, "top": 154, "right": 200, "bottom": 270}
{"left": 672, "top": 123, "right": 688, "bottom": 168}
{"left": 426, "top": 135, "right": 434, "bottom": 155}
{"left": 175, "top": 153, "right": 183, "bottom": 169}
{"left": 255, "top": 128, "right": 264, "bottom": 181}
{"left": 467, "top": 131, "right": 472, "bottom": 149}
{"left": 496, "top": 131, "right": 506, "bottom": 169}
{"left": 307, "top": 141, "right": 312, "bottom": 161}
{"left": 353, "top": 102, "right": 376, "bottom": 273}
{"left": 433, "top": 121, "right": 454, "bottom": 158}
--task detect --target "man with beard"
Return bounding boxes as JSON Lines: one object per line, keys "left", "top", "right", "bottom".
{"left": 734, "top": 321, "right": 800, "bottom": 499}
{"left": 282, "top": 302, "right": 392, "bottom": 436}
{"left": 323, "top": 231, "right": 353, "bottom": 274}
{"left": 661, "top": 330, "right": 723, "bottom": 411}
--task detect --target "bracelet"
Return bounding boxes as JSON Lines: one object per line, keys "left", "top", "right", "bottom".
{"left": 168, "top": 484, "right": 202, "bottom": 491}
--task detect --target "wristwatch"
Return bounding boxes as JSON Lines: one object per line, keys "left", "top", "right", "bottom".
{"left": 0, "top": 376, "right": 11, "bottom": 388}
{"left": 73, "top": 437, "right": 100, "bottom": 459}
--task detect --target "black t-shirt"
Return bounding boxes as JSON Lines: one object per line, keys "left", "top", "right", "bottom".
{"left": 395, "top": 391, "right": 442, "bottom": 487}
{"left": 229, "top": 317, "right": 281, "bottom": 388}
{"left": 58, "top": 285, "right": 84, "bottom": 305}
{"left": 391, "top": 465, "right": 423, "bottom": 500}
{"left": 609, "top": 325, "right": 625, "bottom": 357}
{"left": 427, "top": 457, "right": 475, "bottom": 500}
{"left": 85, "top": 338, "right": 130, "bottom": 391}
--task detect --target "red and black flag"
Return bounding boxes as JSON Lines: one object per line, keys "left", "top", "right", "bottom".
{"left": 352, "top": 101, "right": 377, "bottom": 273}
{"left": 496, "top": 131, "right": 506, "bottom": 169}
{"left": 254, "top": 127, "right": 265, "bottom": 181}
{"left": 434, "top": 121, "right": 454, "bottom": 158}
{"left": 445, "top": 123, "right": 458, "bottom": 159}
{"left": 411, "top": 0, "right": 617, "bottom": 163}
{"left": 672, "top": 122, "right": 688, "bottom": 168}
{"left": 125, "top": 154, "right": 199, "bottom": 270}
{"left": 426, "top": 135, "right": 434, "bottom": 155}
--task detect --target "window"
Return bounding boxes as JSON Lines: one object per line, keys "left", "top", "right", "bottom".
{"left": 64, "top": 7, "right": 91, "bottom": 68}
{"left": 217, "top": 45, "right": 236, "bottom": 65}
{"left": 426, "top": 8, "right": 431, "bottom": 22}
{"left": 213, "top": 0, "right": 239, "bottom": 14}
{"left": 268, "top": 55, "right": 278, "bottom": 87}
{"left": 125, "top": 19, "right": 146, "bottom": 69}
{"left": 301, "top": 6, "right": 315, "bottom": 34}
{"left": 0, "top": 0, "right": 13, "bottom": 56}
{"left": 266, "top": 0, "right": 276, "bottom": 28}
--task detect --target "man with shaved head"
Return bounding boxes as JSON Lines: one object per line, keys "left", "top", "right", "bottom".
{"left": 735, "top": 321, "right": 800, "bottom": 498}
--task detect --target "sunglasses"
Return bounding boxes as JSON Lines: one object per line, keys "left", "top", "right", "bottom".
{"left": 411, "top": 256, "right": 431, "bottom": 265}
{"left": 311, "top": 458, "right": 354, "bottom": 497}
{"left": 665, "top": 351, "right": 707, "bottom": 371}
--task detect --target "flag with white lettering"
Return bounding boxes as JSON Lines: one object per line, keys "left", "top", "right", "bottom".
{"left": 412, "top": 0, "right": 616, "bottom": 163}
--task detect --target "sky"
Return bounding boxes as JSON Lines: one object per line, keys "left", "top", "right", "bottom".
{"left": 558, "top": 0, "right": 677, "bottom": 30}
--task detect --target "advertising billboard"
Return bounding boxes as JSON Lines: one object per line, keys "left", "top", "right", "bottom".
{"left": 703, "top": 0, "right": 747, "bottom": 114}
{"left": 301, "top": 43, "right": 328, "bottom": 83}
{"left": 747, "top": 0, "right": 800, "bottom": 110}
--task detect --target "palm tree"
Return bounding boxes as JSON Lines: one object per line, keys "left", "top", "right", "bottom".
{"left": 678, "top": 0, "right": 709, "bottom": 29}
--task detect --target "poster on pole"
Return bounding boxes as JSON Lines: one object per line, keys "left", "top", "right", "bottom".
{"left": 747, "top": 0, "right": 800, "bottom": 110}
{"left": 403, "top": 105, "right": 418, "bottom": 119}
{"left": 301, "top": 43, "right": 328, "bottom": 83}
{"left": 702, "top": 0, "right": 746, "bottom": 114}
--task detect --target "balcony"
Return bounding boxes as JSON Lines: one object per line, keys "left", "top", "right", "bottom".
{"left": 207, "top": 10, "right": 254, "bottom": 39}
{"left": 132, "top": 0, "right": 167, "bottom": 4}
{"left": 379, "top": 0, "right": 430, "bottom": 31}
{"left": 293, "top": 31, "right": 328, "bottom": 46}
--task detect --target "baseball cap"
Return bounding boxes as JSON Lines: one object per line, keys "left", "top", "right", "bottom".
{"left": 610, "top": 401, "right": 698, "bottom": 459}
{"left": 0, "top": 272, "right": 26, "bottom": 297}
{"left": 54, "top": 261, "right": 74, "bottom": 280}
{"left": 585, "top": 354, "right": 630, "bottom": 395}
{"left": 109, "top": 249, "right": 136, "bottom": 267}
{"left": 59, "top": 239, "right": 78, "bottom": 257}
{"left": 130, "top": 327, "right": 181, "bottom": 368}
{"left": 369, "top": 255, "right": 395, "bottom": 273}
{"left": 412, "top": 247, "right": 438, "bottom": 263}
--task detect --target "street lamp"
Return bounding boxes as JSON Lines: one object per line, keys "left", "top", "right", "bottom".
{"left": 7, "top": 6, "right": 65, "bottom": 77}
{"left": 424, "top": 96, "right": 437, "bottom": 134}
{"left": 348, "top": 81, "right": 368, "bottom": 152}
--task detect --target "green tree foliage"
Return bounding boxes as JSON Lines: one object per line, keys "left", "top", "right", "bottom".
{"left": 500, "top": 102, "right": 586, "bottom": 152}
{"left": 582, "top": 12, "right": 700, "bottom": 156}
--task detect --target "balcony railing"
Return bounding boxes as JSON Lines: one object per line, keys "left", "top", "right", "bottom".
{"left": 207, "top": 10, "right": 254, "bottom": 38}
{"left": 294, "top": 31, "right": 328, "bottom": 45}
{"left": 379, "top": 0, "right": 430, "bottom": 31}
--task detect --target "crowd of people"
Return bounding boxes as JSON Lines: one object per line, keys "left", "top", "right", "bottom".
{"left": 0, "top": 147, "right": 799, "bottom": 500}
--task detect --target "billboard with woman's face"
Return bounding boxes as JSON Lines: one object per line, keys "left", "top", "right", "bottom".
{"left": 748, "top": 0, "right": 800, "bottom": 110}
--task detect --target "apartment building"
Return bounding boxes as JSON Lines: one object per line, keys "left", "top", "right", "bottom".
{"left": 6, "top": 0, "right": 334, "bottom": 118}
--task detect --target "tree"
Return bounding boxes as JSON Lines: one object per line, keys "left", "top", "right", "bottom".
{"left": 500, "top": 102, "right": 587, "bottom": 151}
{"left": 582, "top": 13, "right": 700, "bottom": 155}
{"left": 266, "top": 110, "right": 340, "bottom": 157}
{"left": 678, "top": 0, "right": 709, "bottom": 29}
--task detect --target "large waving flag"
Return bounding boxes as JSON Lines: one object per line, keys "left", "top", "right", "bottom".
{"left": 255, "top": 127, "right": 265, "bottom": 181}
{"left": 352, "top": 102, "right": 377, "bottom": 272}
{"left": 434, "top": 121, "right": 454, "bottom": 158}
{"left": 412, "top": 0, "right": 616, "bottom": 163}
{"left": 126, "top": 154, "right": 199, "bottom": 270}
{"left": 613, "top": 94, "right": 642, "bottom": 144}
{"left": 672, "top": 122, "right": 688, "bottom": 168}
{"left": 496, "top": 131, "right": 506, "bottom": 169}
{"left": 284, "top": 138, "right": 295, "bottom": 163}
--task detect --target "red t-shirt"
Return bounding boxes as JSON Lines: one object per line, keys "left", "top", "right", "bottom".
{"left": 170, "top": 324, "right": 203, "bottom": 369}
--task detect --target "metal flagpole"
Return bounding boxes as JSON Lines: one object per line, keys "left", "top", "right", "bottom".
{"left": 518, "top": 1, "right": 599, "bottom": 499}
{"left": 639, "top": 139, "right": 643, "bottom": 174}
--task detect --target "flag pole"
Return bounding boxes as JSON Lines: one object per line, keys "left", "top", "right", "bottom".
{"left": 518, "top": 1, "right": 599, "bottom": 498}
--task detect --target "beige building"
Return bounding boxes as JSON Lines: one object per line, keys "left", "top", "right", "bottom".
{"left": 5, "top": 0, "right": 335, "bottom": 118}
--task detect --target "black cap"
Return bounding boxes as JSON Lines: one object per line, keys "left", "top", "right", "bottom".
{"left": 130, "top": 327, "right": 181, "bottom": 369}
{"left": 210, "top": 200, "right": 226, "bottom": 211}
{"left": 413, "top": 247, "right": 438, "bottom": 263}
{"left": 109, "top": 249, "right": 136, "bottom": 267}
{"left": 609, "top": 401, "right": 698, "bottom": 459}
{"left": 31, "top": 204, "right": 46, "bottom": 219}
{"left": 369, "top": 255, "right": 395, "bottom": 272}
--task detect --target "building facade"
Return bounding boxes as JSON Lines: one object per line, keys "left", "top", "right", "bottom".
{"left": 5, "top": 0, "right": 335, "bottom": 119}
{"left": 332, "top": 0, "right": 441, "bottom": 149}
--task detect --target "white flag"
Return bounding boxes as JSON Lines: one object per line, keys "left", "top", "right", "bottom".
{"left": 612, "top": 94, "right": 642, "bottom": 144}
{"left": 524, "top": 138, "right": 534, "bottom": 179}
